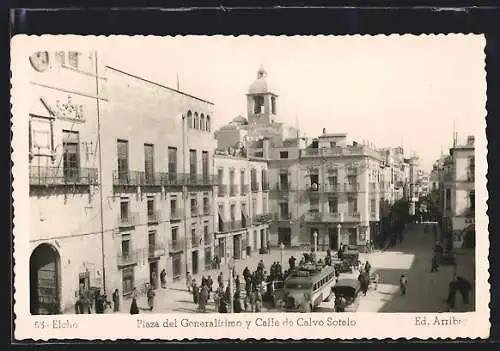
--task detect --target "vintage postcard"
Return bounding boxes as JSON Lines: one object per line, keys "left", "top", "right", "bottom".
{"left": 11, "top": 34, "right": 489, "bottom": 340}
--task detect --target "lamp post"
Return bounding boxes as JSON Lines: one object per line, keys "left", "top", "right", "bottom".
{"left": 336, "top": 224, "right": 341, "bottom": 250}
{"left": 313, "top": 231, "right": 318, "bottom": 252}
{"left": 280, "top": 242, "right": 285, "bottom": 266}
{"left": 227, "top": 249, "right": 234, "bottom": 313}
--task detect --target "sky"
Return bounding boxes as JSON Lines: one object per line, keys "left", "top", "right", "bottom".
{"left": 104, "top": 35, "right": 486, "bottom": 172}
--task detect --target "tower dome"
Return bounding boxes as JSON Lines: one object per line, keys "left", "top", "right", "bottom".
{"left": 248, "top": 65, "right": 274, "bottom": 95}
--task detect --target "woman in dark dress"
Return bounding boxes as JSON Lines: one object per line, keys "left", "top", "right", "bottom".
{"left": 130, "top": 297, "right": 139, "bottom": 314}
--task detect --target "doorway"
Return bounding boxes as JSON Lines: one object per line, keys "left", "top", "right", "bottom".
{"left": 30, "top": 243, "right": 60, "bottom": 315}
{"left": 260, "top": 229, "right": 266, "bottom": 249}
{"left": 192, "top": 250, "right": 199, "bottom": 275}
{"left": 149, "top": 261, "right": 158, "bottom": 289}
{"left": 278, "top": 227, "right": 291, "bottom": 246}
{"left": 328, "top": 227, "right": 338, "bottom": 250}
{"left": 233, "top": 235, "right": 241, "bottom": 259}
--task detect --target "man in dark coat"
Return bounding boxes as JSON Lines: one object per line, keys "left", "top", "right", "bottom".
{"left": 431, "top": 255, "right": 439, "bottom": 272}
{"left": 112, "top": 289, "right": 120, "bottom": 312}
{"left": 456, "top": 276, "right": 472, "bottom": 304}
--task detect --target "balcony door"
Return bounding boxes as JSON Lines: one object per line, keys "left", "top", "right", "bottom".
{"left": 144, "top": 144, "right": 154, "bottom": 184}
{"left": 62, "top": 130, "right": 80, "bottom": 182}
{"left": 117, "top": 140, "right": 129, "bottom": 184}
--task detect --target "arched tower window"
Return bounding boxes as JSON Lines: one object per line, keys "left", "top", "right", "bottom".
{"left": 187, "top": 110, "right": 192, "bottom": 129}
{"left": 271, "top": 96, "right": 276, "bottom": 115}
{"left": 254, "top": 96, "right": 264, "bottom": 114}
{"left": 206, "top": 115, "right": 211, "bottom": 132}
{"left": 194, "top": 112, "right": 199, "bottom": 129}
{"left": 200, "top": 114, "right": 205, "bottom": 131}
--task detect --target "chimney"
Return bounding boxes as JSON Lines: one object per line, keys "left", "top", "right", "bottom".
{"left": 322, "top": 128, "right": 326, "bottom": 135}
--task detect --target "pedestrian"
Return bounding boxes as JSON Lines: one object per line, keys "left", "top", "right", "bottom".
{"left": 235, "top": 275, "right": 241, "bottom": 291}
{"left": 456, "top": 276, "right": 472, "bottom": 305}
{"left": 207, "top": 275, "right": 214, "bottom": 293}
{"left": 233, "top": 290, "right": 242, "bottom": 313}
{"left": 146, "top": 284, "right": 155, "bottom": 311}
{"left": 160, "top": 269, "right": 167, "bottom": 289}
{"left": 215, "top": 282, "right": 224, "bottom": 312}
{"left": 372, "top": 272, "right": 380, "bottom": 291}
{"left": 431, "top": 255, "right": 439, "bottom": 272}
{"left": 215, "top": 255, "right": 221, "bottom": 270}
{"left": 112, "top": 289, "right": 120, "bottom": 312}
{"left": 186, "top": 272, "right": 192, "bottom": 292}
{"left": 289, "top": 256, "right": 296, "bottom": 271}
{"left": 217, "top": 272, "right": 224, "bottom": 287}
{"left": 130, "top": 296, "right": 139, "bottom": 315}
{"left": 192, "top": 280, "right": 199, "bottom": 305}
{"left": 365, "top": 261, "right": 372, "bottom": 275}
{"left": 267, "top": 240, "right": 271, "bottom": 254}
{"left": 399, "top": 274, "right": 408, "bottom": 296}
{"left": 198, "top": 284, "right": 209, "bottom": 313}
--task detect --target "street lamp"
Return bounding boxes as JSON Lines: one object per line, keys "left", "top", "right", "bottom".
{"left": 336, "top": 224, "right": 341, "bottom": 250}
{"left": 226, "top": 249, "right": 234, "bottom": 313}
{"left": 313, "top": 231, "right": 318, "bottom": 252}
{"left": 280, "top": 242, "right": 285, "bottom": 266}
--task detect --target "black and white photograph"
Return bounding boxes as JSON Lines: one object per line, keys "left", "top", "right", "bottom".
{"left": 11, "top": 34, "right": 488, "bottom": 339}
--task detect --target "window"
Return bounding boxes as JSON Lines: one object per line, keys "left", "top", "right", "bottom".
{"left": 328, "top": 198, "right": 338, "bottom": 213}
{"left": 171, "top": 227, "right": 178, "bottom": 242}
{"left": 328, "top": 176, "right": 338, "bottom": 185}
{"left": 170, "top": 199, "right": 177, "bottom": 217}
{"left": 262, "top": 169, "right": 268, "bottom": 188}
{"left": 187, "top": 111, "right": 192, "bottom": 129}
{"left": 191, "top": 198, "right": 198, "bottom": 217}
{"left": 148, "top": 231, "right": 156, "bottom": 255}
{"left": 147, "top": 198, "right": 155, "bottom": 217}
{"left": 263, "top": 198, "right": 268, "bottom": 213}
{"left": 280, "top": 151, "right": 288, "bottom": 159}
{"left": 230, "top": 204, "right": 236, "bottom": 224}
{"left": 206, "top": 115, "right": 211, "bottom": 132}
{"left": 469, "top": 191, "right": 475, "bottom": 210}
{"left": 121, "top": 239, "right": 130, "bottom": 258}
{"left": 254, "top": 95, "right": 264, "bottom": 114}
{"left": 120, "top": 201, "right": 129, "bottom": 220}
{"left": 445, "top": 189, "right": 451, "bottom": 210}
{"left": 310, "top": 198, "right": 319, "bottom": 212}
{"left": 191, "top": 228, "right": 197, "bottom": 244}
{"left": 279, "top": 173, "right": 289, "bottom": 189}
{"left": 189, "top": 149, "right": 197, "bottom": 179}
{"left": 348, "top": 198, "right": 358, "bottom": 213}
{"left": 271, "top": 96, "right": 276, "bottom": 114}
{"left": 280, "top": 203, "right": 289, "bottom": 218}
{"left": 347, "top": 175, "right": 357, "bottom": 185}
{"left": 117, "top": 140, "right": 129, "bottom": 182}
{"left": 202, "top": 151, "right": 209, "bottom": 182}
{"left": 240, "top": 170, "right": 246, "bottom": 192}
{"left": 168, "top": 147, "right": 177, "bottom": 178}
{"left": 144, "top": 144, "right": 154, "bottom": 184}
{"left": 330, "top": 142, "right": 336, "bottom": 148}
{"left": 370, "top": 199, "right": 376, "bottom": 214}
{"left": 200, "top": 114, "right": 205, "bottom": 131}
{"left": 204, "top": 225, "right": 210, "bottom": 242}
{"left": 217, "top": 168, "right": 224, "bottom": 185}
{"left": 310, "top": 174, "right": 319, "bottom": 191}
{"left": 252, "top": 199, "right": 257, "bottom": 216}
{"left": 68, "top": 51, "right": 80, "bottom": 68}
{"left": 63, "top": 130, "right": 80, "bottom": 181}
{"left": 203, "top": 197, "right": 210, "bottom": 215}
{"left": 194, "top": 113, "right": 199, "bottom": 129}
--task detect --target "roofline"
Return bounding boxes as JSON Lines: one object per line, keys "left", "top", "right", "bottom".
{"left": 106, "top": 65, "right": 215, "bottom": 105}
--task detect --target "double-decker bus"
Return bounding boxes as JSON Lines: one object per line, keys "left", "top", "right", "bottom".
{"left": 284, "top": 262, "right": 336, "bottom": 312}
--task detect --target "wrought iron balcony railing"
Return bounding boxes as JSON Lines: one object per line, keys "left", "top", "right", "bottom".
{"left": 217, "top": 185, "right": 228, "bottom": 197}
{"left": 324, "top": 183, "right": 341, "bottom": 193}
{"left": 344, "top": 183, "right": 360, "bottom": 192}
{"left": 251, "top": 182, "right": 260, "bottom": 192}
{"left": 148, "top": 243, "right": 166, "bottom": 258}
{"left": 191, "top": 235, "right": 201, "bottom": 248}
{"left": 273, "top": 182, "right": 291, "bottom": 192}
{"left": 162, "top": 172, "right": 186, "bottom": 186}
{"left": 254, "top": 213, "right": 273, "bottom": 223}
{"left": 274, "top": 212, "right": 291, "bottom": 221}
{"left": 169, "top": 209, "right": 184, "bottom": 221}
{"left": 147, "top": 211, "right": 161, "bottom": 224}
{"left": 304, "top": 211, "right": 322, "bottom": 222}
{"left": 262, "top": 180, "right": 270, "bottom": 191}
{"left": 117, "top": 213, "right": 138, "bottom": 228}
{"left": 168, "top": 239, "right": 185, "bottom": 253}
{"left": 217, "top": 220, "right": 245, "bottom": 232}
{"left": 30, "top": 166, "right": 98, "bottom": 186}
{"left": 113, "top": 170, "right": 144, "bottom": 186}
{"left": 184, "top": 173, "right": 217, "bottom": 186}
{"left": 141, "top": 172, "right": 167, "bottom": 186}
{"left": 117, "top": 251, "right": 138, "bottom": 267}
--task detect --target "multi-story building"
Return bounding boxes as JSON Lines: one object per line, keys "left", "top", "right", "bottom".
{"left": 28, "top": 51, "right": 217, "bottom": 314}
{"left": 214, "top": 148, "right": 271, "bottom": 262}
{"left": 441, "top": 136, "right": 475, "bottom": 249}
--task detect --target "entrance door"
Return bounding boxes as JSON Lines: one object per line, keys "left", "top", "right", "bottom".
{"left": 328, "top": 227, "right": 338, "bottom": 250}
{"left": 260, "top": 229, "right": 265, "bottom": 249}
{"left": 278, "top": 227, "right": 291, "bottom": 246}
{"left": 172, "top": 254, "right": 182, "bottom": 280}
{"left": 348, "top": 228, "right": 357, "bottom": 246}
{"left": 149, "top": 261, "right": 158, "bottom": 289}
{"left": 30, "top": 244, "right": 60, "bottom": 315}
{"left": 218, "top": 238, "right": 225, "bottom": 261}
{"left": 233, "top": 235, "right": 241, "bottom": 259}
{"left": 192, "top": 250, "right": 199, "bottom": 275}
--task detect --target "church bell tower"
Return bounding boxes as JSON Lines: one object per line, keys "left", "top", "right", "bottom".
{"left": 246, "top": 65, "right": 278, "bottom": 125}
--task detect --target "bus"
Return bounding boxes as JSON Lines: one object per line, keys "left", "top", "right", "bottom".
{"left": 284, "top": 262, "right": 336, "bottom": 312}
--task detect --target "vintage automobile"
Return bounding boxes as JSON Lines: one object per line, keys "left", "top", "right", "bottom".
{"left": 332, "top": 278, "right": 361, "bottom": 312}
{"left": 284, "top": 263, "right": 336, "bottom": 312}
{"left": 341, "top": 247, "right": 360, "bottom": 268}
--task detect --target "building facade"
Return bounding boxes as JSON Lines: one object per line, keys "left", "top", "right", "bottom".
{"left": 28, "top": 51, "right": 218, "bottom": 314}
{"left": 214, "top": 149, "right": 271, "bottom": 263}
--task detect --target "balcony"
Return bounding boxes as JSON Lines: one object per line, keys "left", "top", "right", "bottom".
{"left": 168, "top": 239, "right": 185, "bottom": 253}
{"left": 230, "top": 184, "right": 239, "bottom": 197}
{"left": 344, "top": 212, "right": 361, "bottom": 222}
{"left": 344, "top": 183, "right": 359, "bottom": 193}
{"left": 30, "top": 166, "right": 98, "bottom": 187}
{"left": 148, "top": 243, "right": 166, "bottom": 258}
{"left": 304, "top": 211, "right": 323, "bottom": 222}
{"left": 184, "top": 173, "right": 217, "bottom": 186}
{"left": 323, "top": 212, "right": 342, "bottom": 222}
{"left": 217, "top": 220, "right": 245, "bottom": 232}
{"left": 169, "top": 209, "right": 183, "bottom": 221}
{"left": 162, "top": 172, "right": 185, "bottom": 186}
{"left": 147, "top": 211, "right": 161, "bottom": 224}
{"left": 117, "top": 251, "right": 138, "bottom": 267}
{"left": 141, "top": 172, "right": 166, "bottom": 187}
{"left": 251, "top": 182, "right": 260, "bottom": 192}
{"left": 217, "top": 185, "right": 228, "bottom": 197}
{"left": 273, "top": 182, "right": 291, "bottom": 192}
{"left": 262, "top": 180, "right": 270, "bottom": 192}
{"left": 274, "top": 212, "right": 291, "bottom": 221}
{"left": 191, "top": 235, "right": 201, "bottom": 248}
{"left": 240, "top": 184, "right": 250, "bottom": 195}
{"left": 254, "top": 213, "right": 273, "bottom": 223}
{"left": 112, "top": 170, "right": 143, "bottom": 186}
{"left": 324, "top": 183, "right": 341, "bottom": 193}
{"left": 117, "top": 213, "right": 138, "bottom": 229}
